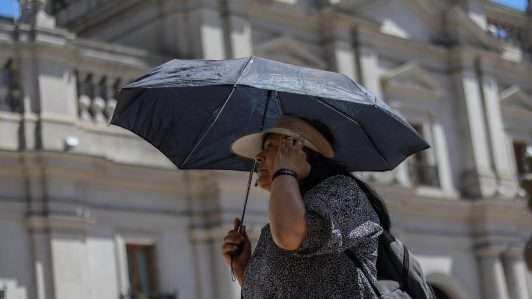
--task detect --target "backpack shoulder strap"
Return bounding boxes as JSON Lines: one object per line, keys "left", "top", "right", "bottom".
{"left": 402, "top": 244, "right": 410, "bottom": 290}
{"left": 345, "top": 249, "right": 382, "bottom": 298}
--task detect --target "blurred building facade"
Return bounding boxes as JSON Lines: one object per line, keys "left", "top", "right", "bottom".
{"left": 0, "top": 0, "right": 531, "bottom": 298}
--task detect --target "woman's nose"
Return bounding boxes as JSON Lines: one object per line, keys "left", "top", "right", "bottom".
{"left": 255, "top": 152, "right": 264, "bottom": 163}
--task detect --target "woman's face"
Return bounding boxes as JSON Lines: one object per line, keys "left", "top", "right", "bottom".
{"left": 255, "top": 134, "right": 282, "bottom": 191}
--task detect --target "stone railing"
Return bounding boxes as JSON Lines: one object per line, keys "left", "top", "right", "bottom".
{"left": 75, "top": 71, "right": 129, "bottom": 124}
{"left": 71, "top": 38, "right": 166, "bottom": 124}
{"left": 409, "top": 161, "right": 440, "bottom": 188}
{"left": 487, "top": 18, "right": 527, "bottom": 47}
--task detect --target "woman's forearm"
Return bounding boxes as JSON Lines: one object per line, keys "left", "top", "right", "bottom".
{"left": 268, "top": 175, "right": 307, "bottom": 250}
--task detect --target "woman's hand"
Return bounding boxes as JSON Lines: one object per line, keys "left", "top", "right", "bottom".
{"left": 221, "top": 218, "right": 251, "bottom": 285}
{"left": 274, "top": 135, "right": 311, "bottom": 180}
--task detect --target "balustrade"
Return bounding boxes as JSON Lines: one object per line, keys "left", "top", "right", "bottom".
{"left": 76, "top": 71, "right": 130, "bottom": 124}
{"left": 487, "top": 18, "right": 527, "bottom": 48}
{"left": 409, "top": 161, "right": 440, "bottom": 187}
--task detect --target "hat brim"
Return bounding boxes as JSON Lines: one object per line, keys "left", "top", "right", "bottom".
{"left": 231, "top": 128, "right": 322, "bottom": 160}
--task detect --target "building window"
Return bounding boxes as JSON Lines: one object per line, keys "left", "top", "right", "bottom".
{"left": 408, "top": 123, "right": 440, "bottom": 187}
{"left": 126, "top": 244, "right": 158, "bottom": 296}
{"left": 513, "top": 141, "right": 532, "bottom": 178}
{"left": 513, "top": 141, "right": 532, "bottom": 193}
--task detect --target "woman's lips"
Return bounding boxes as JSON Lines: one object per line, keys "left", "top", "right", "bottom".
{"left": 257, "top": 169, "right": 269, "bottom": 177}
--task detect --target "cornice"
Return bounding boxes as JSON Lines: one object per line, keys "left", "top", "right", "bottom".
{"left": 318, "top": 6, "right": 380, "bottom": 35}
{"left": 445, "top": 5, "right": 503, "bottom": 52}
{"left": 57, "top": 0, "right": 146, "bottom": 34}
{"left": 254, "top": 35, "right": 327, "bottom": 69}
{"left": 26, "top": 214, "right": 93, "bottom": 234}
{"left": 248, "top": 0, "right": 320, "bottom": 31}
{"left": 485, "top": 1, "right": 530, "bottom": 27}
{"left": 371, "top": 32, "right": 447, "bottom": 65}
{"left": 189, "top": 224, "right": 262, "bottom": 242}
{"left": 373, "top": 184, "right": 472, "bottom": 221}
{"left": 500, "top": 85, "right": 532, "bottom": 119}
{"left": 332, "top": 0, "right": 442, "bottom": 35}
{"left": 500, "top": 85, "right": 532, "bottom": 107}
{"left": 0, "top": 151, "right": 185, "bottom": 194}
{"left": 381, "top": 62, "right": 445, "bottom": 98}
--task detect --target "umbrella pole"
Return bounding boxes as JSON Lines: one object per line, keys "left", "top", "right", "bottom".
{"left": 237, "top": 160, "right": 257, "bottom": 233}
{"left": 237, "top": 90, "right": 274, "bottom": 233}
{"left": 230, "top": 90, "right": 274, "bottom": 282}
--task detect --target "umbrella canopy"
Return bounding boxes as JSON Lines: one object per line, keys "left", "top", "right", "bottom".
{"left": 111, "top": 56, "right": 429, "bottom": 172}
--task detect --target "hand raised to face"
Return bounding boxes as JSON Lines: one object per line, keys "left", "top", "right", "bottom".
{"left": 274, "top": 135, "right": 311, "bottom": 180}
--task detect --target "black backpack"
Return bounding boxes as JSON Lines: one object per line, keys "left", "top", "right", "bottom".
{"left": 345, "top": 178, "right": 436, "bottom": 299}
{"left": 346, "top": 231, "right": 436, "bottom": 298}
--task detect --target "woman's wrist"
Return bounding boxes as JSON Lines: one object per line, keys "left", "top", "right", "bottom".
{"left": 272, "top": 168, "right": 298, "bottom": 181}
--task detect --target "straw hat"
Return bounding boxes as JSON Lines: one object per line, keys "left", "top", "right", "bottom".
{"left": 231, "top": 115, "right": 334, "bottom": 159}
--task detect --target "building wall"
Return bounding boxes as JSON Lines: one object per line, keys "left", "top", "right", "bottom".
{"left": 0, "top": 0, "right": 531, "bottom": 299}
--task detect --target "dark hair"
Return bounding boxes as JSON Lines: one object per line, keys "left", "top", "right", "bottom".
{"left": 299, "top": 118, "right": 391, "bottom": 231}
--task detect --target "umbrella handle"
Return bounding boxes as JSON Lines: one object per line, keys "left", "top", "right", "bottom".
{"left": 238, "top": 160, "right": 256, "bottom": 232}
{"left": 229, "top": 90, "right": 271, "bottom": 259}
{"left": 229, "top": 160, "right": 257, "bottom": 258}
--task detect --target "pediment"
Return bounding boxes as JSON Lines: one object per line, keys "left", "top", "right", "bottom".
{"left": 500, "top": 85, "right": 532, "bottom": 113}
{"left": 445, "top": 5, "right": 502, "bottom": 51}
{"left": 381, "top": 62, "right": 445, "bottom": 101}
{"left": 254, "top": 36, "right": 327, "bottom": 69}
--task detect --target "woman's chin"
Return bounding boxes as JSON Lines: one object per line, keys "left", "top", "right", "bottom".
{"left": 257, "top": 178, "right": 272, "bottom": 191}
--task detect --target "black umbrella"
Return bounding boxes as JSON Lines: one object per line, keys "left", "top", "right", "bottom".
{"left": 110, "top": 56, "right": 429, "bottom": 238}
{"left": 111, "top": 56, "right": 429, "bottom": 174}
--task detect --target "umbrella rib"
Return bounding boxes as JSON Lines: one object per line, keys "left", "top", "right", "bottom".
{"left": 179, "top": 86, "right": 238, "bottom": 168}
{"left": 180, "top": 57, "right": 253, "bottom": 168}
{"left": 312, "top": 97, "right": 391, "bottom": 170}
{"left": 235, "top": 56, "right": 254, "bottom": 85}
{"left": 275, "top": 92, "right": 285, "bottom": 114}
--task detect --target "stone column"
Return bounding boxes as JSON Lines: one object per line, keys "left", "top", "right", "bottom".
{"left": 224, "top": 0, "right": 253, "bottom": 58}
{"left": 17, "top": 56, "right": 40, "bottom": 150}
{"left": 476, "top": 246, "right": 510, "bottom": 299}
{"left": 353, "top": 28, "right": 382, "bottom": 100}
{"left": 76, "top": 71, "right": 92, "bottom": 121}
{"left": 502, "top": 247, "right": 530, "bottom": 299}
{"left": 321, "top": 11, "right": 358, "bottom": 81}
{"left": 90, "top": 74, "right": 106, "bottom": 124}
{"left": 189, "top": 0, "right": 226, "bottom": 59}
{"left": 190, "top": 238, "right": 216, "bottom": 299}
{"left": 25, "top": 157, "right": 56, "bottom": 299}
{"left": 105, "top": 77, "right": 118, "bottom": 122}
{"left": 431, "top": 121, "right": 458, "bottom": 195}
{"left": 353, "top": 27, "right": 387, "bottom": 182}
{"left": 394, "top": 161, "right": 412, "bottom": 187}
{"left": 0, "top": 58, "right": 10, "bottom": 110}
{"left": 478, "top": 62, "right": 519, "bottom": 198}
{"left": 451, "top": 57, "right": 497, "bottom": 197}
{"left": 29, "top": 231, "right": 56, "bottom": 299}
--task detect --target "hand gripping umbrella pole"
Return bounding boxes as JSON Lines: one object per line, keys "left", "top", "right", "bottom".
{"left": 230, "top": 90, "right": 274, "bottom": 281}
{"left": 237, "top": 90, "right": 274, "bottom": 233}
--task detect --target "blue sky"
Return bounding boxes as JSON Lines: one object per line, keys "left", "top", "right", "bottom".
{"left": 0, "top": 0, "right": 528, "bottom": 18}
{"left": 0, "top": 0, "right": 19, "bottom": 18}
{"left": 491, "top": 0, "right": 528, "bottom": 10}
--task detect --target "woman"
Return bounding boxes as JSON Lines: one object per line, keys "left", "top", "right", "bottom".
{"left": 221, "top": 115, "right": 390, "bottom": 298}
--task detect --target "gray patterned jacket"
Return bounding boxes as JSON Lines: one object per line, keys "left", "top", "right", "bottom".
{"left": 242, "top": 175, "right": 383, "bottom": 298}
